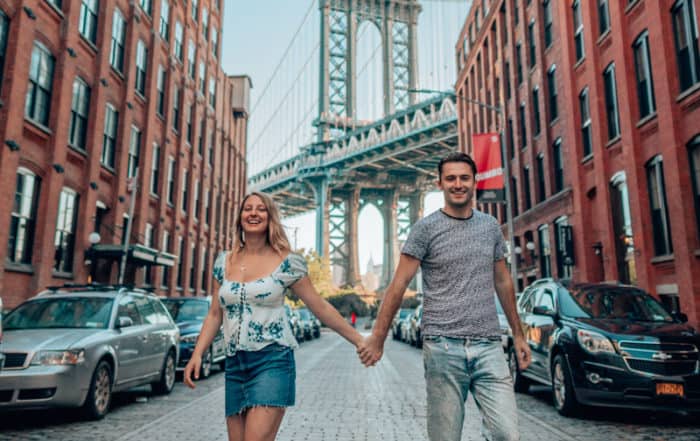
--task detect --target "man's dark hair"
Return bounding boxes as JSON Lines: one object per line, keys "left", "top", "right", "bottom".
{"left": 438, "top": 152, "right": 477, "bottom": 178}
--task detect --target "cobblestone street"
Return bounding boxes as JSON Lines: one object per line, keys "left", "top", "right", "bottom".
{"left": 0, "top": 333, "right": 698, "bottom": 441}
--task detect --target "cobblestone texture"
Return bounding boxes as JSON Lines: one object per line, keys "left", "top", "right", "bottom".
{"left": 0, "top": 332, "right": 698, "bottom": 440}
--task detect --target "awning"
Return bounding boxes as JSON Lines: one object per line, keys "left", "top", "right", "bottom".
{"left": 88, "top": 244, "right": 176, "bottom": 267}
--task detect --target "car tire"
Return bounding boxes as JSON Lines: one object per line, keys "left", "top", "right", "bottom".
{"left": 199, "top": 348, "right": 212, "bottom": 379}
{"left": 83, "top": 360, "right": 113, "bottom": 420}
{"left": 152, "top": 350, "right": 176, "bottom": 395}
{"left": 508, "top": 346, "right": 530, "bottom": 393}
{"left": 552, "top": 354, "right": 580, "bottom": 416}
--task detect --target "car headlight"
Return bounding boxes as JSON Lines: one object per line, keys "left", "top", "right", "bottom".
{"left": 180, "top": 334, "right": 199, "bottom": 344}
{"left": 577, "top": 330, "right": 616, "bottom": 354}
{"left": 31, "top": 349, "right": 85, "bottom": 366}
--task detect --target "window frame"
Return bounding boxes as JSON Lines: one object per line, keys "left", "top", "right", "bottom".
{"left": 101, "top": 104, "right": 118, "bottom": 169}
{"left": 8, "top": 168, "right": 41, "bottom": 265}
{"left": 646, "top": 155, "right": 674, "bottom": 256}
{"left": 53, "top": 187, "right": 79, "bottom": 274}
{"left": 109, "top": 9, "right": 126, "bottom": 73}
{"left": 68, "top": 77, "right": 91, "bottom": 151}
{"left": 603, "top": 63, "right": 621, "bottom": 140}
{"left": 25, "top": 42, "right": 55, "bottom": 126}
{"left": 79, "top": 0, "right": 99, "bottom": 44}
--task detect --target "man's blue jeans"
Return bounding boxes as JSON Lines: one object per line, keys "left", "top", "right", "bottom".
{"left": 423, "top": 336, "right": 519, "bottom": 441}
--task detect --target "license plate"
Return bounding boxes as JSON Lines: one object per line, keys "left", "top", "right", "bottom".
{"left": 656, "top": 383, "right": 684, "bottom": 397}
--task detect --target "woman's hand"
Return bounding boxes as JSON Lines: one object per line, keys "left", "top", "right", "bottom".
{"left": 183, "top": 354, "right": 202, "bottom": 389}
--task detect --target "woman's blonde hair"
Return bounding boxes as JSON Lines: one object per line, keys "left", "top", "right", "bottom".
{"left": 233, "top": 192, "right": 291, "bottom": 254}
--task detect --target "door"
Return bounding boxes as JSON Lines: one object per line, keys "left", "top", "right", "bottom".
{"left": 135, "top": 295, "right": 166, "bottom": 376}
{"left": 610, "top": 173, "right": 636, "bottom": 284}
{"left": 114, "top": 295, "right": 149, "bottom": 382}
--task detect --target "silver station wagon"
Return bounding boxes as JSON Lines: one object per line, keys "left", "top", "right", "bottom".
{"left": 0, "top": 285, "right": 179, "bottom": 419}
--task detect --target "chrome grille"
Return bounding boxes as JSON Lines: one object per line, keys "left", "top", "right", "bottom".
{"left": 618, "top": 341, "right": 697, "bottom": 352}
{"left": 627, "top": 359, "right": 697, "bottom": 376}
{"left": 618, "top": 341, "right": 699, "bottom": 377}
{"left": 2, "top": 353, "right": 27, "bottom": 369}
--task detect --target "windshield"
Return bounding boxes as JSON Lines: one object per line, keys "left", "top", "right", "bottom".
{"left": 162, "top": 299, "right": 209, "bottom": 321}
{"left": 4, "top": 297, "right": 114, "bottom": 330}
{"left": 398, "top": 309, "right": 412, "bottom": 319}
{"left": 559, "top": 286, "right": 674, "bottom": 322}
{"left": 297, "top": 309, "right": 311, "bottom": 320}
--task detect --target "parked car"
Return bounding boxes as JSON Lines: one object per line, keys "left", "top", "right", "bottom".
{"left": 0, "top": 296, "right": 4, "bottom": 371}
{"left": 0, "top": 285, "right": 179, "bottom": 419}
{"left": 511, "top": 279, "right": 700, "bottom": 416}
{"left": 391, "top": 308, "right": 413, "bottom": 340}
{"left": 397, "top": 311, "right": 414, "bottom": 343}
{"left": 285, "top": 305, "right": 304, "bottom": 343}
{"left": 408, "top": 305, "right": 424, "bottom": 348}
{"left": 494, "top": 294, "right": 512, "bottom": 351}
{"left": 297, "top": 308, "right": 321, "bottom": 339}
{"left": 161, "top": 296, "right": 225, "bottom": 379}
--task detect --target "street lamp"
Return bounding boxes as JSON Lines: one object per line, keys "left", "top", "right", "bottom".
{"left": 87, "top": 232, "right": 101, "bottom": 284}
{"left": 408, "top": 88, "right": 518, "bottom": 284}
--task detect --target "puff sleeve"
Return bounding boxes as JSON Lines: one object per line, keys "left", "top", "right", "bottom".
{"left": 212, "top": 251, "right": 226, "bottom": 284}
{"left": 276, "top": 253, "right": 308, "bottom": 287}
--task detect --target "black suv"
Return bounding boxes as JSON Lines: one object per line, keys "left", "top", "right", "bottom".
{"left": 511, "top": 278, "right": 700, "bottom": 416}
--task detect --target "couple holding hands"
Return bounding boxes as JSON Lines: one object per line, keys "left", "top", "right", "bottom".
{"left": 184, "top": 152, "right": 531, "bottom": 441}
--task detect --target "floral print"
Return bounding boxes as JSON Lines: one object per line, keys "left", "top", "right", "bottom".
{"left": 213, "top": 251, "right": 307, "bottom": 356}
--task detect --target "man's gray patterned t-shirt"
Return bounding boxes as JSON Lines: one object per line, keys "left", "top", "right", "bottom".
{"left": 402, "top": 209, "right": 507, "bottom": 338}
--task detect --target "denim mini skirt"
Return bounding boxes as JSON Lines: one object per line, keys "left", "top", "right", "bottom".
{"left": 224, "top": 343, "right": 296, "bottom": 416}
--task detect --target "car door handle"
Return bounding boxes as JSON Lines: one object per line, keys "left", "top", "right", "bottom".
{"left": 140, "top": 335, "right": 149, "bottom": 342}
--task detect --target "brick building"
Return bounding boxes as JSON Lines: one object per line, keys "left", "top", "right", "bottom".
{"left": 0, "top": 0, "right": 249, "bottom": 308}
{"left": 455, "top": 0, "right": 700, "bottom": 327}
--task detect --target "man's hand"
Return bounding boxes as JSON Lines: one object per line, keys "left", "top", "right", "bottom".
{"left": 183, "top": 354, "right": 201, "bottom": 389}
{"left": 513, "top": 336, "right": 531, "bottom": 371}
{"left": 357, "top": 333, "right": 384, "bottom": 367}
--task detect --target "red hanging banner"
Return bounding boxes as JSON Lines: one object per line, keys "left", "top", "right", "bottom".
{"left": 472, "top": 133, "right": 505, "bottom": 202}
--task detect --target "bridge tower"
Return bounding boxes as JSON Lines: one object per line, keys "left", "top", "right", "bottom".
{"left": 313, "top": 0, "right": 423, "bottom": 288}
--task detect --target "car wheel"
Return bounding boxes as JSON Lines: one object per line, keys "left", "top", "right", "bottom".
{"left": 83, "top": 360, "right": 113, "bottom": 420}
{"left": 199, "top": 348, "right": 213, "bottom": 379}
{"left": 552, "top": 354, "right": 580, "bottom": 416}
{"left": 508, "top": 346, "right": 530, "bottom": 393}
{"left": 152, "top": 350, "right": 176, "bottom": 394}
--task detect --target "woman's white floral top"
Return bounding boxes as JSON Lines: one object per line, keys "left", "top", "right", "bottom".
{"left": 213, "top": 251, "right": 307, "bottom": 355}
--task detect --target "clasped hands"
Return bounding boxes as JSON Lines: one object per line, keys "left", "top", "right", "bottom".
{"left": 356, "top": 333, "right": 384, "bottom": 367}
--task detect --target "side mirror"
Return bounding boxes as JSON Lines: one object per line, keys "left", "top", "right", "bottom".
{"left": 673, "top": 312, "right": 688, "bottom": 323}
{"left": 532, "top": 306, "right": 557, "bottom": 318}
{"left": 117, "top": 316, "right": 134, "bottom": 328}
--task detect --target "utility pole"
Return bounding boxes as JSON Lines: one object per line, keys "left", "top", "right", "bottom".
{"left": 119, "top": 168, "right": 138, "bottom": 285}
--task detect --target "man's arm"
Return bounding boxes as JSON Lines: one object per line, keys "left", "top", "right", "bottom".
{"left": 358, "top": 253, "right": 420, "bottom": 366}
{"left": 494, "top": 259, "right": 531, "bottom": 370}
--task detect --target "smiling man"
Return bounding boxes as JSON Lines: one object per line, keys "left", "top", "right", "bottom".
{"left": 358, "top": 152, "right": 531, "bottom": 441}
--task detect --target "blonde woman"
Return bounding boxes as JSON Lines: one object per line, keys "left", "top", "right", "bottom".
{"left": 184, "top": 191, "right": 363, "bottom": 441}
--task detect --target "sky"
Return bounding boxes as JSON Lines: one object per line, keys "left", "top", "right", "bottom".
{"left": 221, "top": 1, "right": 470, "bottom": 271}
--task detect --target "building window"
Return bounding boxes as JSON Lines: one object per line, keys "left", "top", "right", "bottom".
{"left": 513, "top": 0, "right": 519, "bottom": 25}
{"left": 543, "top": 0, "right": 553, "bottom": 48}
{"left": 573, "top": 0, "right": 585, "bottom": 62}
{"left": 532, "top": 86, "right": 541, "bottom": 136}
{"left": 144, "top": 222, "right": 154, "bottom": 284}
{"left": 110, "top": 10, "right": 126, "bottom": 73}
{"left": 79, "top": 0, "right": 99, "bottom": 44}
{"left": 128, "top": 126, "right": 141, "bottom": 179}
{"left": 516, "top": 42, "right": 523, "bottom": 84}
{"left": 202, "top": 7, "right": 209, "bottom": 39}
{"left": 198, "top": 119, "right": 205, "bottom": 155}
{"left": 189, "top": 242, "right": 196, "bottom": 290}
{"left": 508, "top": 118, "right": 515, "bottom": 159}
{"left": 208, "top": 131, "right": 214, "bottom": 166}
{"left": 603, "top": 63, "right": 621, "bottom": 140}
{"left": 511, "top": 176, "right": 519, "bottom": 216}
{"left": 523, "top": 165, "right": 532, "bottom": 210}
{"left": 528, "top": 20, "right": 536, "bottom": 68}
{"left": 159, "top": 0, "right": 169, "bottom": 40}
{"left": 198, "top": 61, "right": 206, "bottom": 94}
{"left": 579, "top": 88, "right": 592, "bottom": 157}
{"left": 547, "top": 65, "right": 558, "bottom": 121}
{"left": 167, "top": 156, "right": 175, "bottom": 205}
{"left": 201, "top": 248, "right": 208, "bottom": 291}
{"left": 139, "top": 0, "right": 151, "bottom": 15}
{"left": 161, "top": 230, "right": 171, "bottom": 287}
{"left": 186, "top": 103, "right": 194, "bottom": 144}
{"left": 633, "top": 32, "right": 656, "bottom": 119}
{"left": 68, "top": 78, "right": 91, "bottom": 151}
{"left": 102, "top": 104, "right": 118, "bottom": 168}
{"left": 188, "top": 40, "right": 196, "bottom": 79}
{"left": 519, "top": 102, "right": 527, "bottom": 148}
{"left": 174, "top": 21, "right": 184, "bottom": 61}
{"left": 672, "top": 0, "right": 700, "bottom": 91}
{"left": 212, "top": 27, "right": 218, "bottom": 57}
{"left": 536, "top": 153, "right": 546, "bottom": 203}
{"left": 554, "top": 217, "right": 573, "bottom": 279}
{"left": 538, "top": 224, "right": 552, "bottom": 278}
{"left": 598, "top": 0, "right": 610, "bottom": 35}
{"left": 25, "top": 43, "right": 55, "bottom": 126}
{"left": 181, "top": 169, "right": 188, "bottom": 211}
{"left": 194, "top": 179, "right": 200, "bottom": 219}
{"left": 0, "top": 11, "right": 9, "bottom": 87}
{"left": 151, "top": 143, "right": 160, "bottom": 195}
{"left": 208, "top": 77, "right": 216, "bottom": 108}
{"left": 176, "top": 236, "right": 184, "bottom": 288}
{"left": 505, "top": 60, "right": 511, "bottom": 100}
{"left": 54, "top": 188, "right": 79, "bottom": 273}
{"left": 204, "top": 188, "right": 210, "bottom": 224}
{"left": 552, "top": 138, "right": 564, "bottom": 193}
{"left": 135, "top": 40, "right": 148, "bottom": 96}
{"left": 191, "top": 0, "right": 198, "bottom": 21}
{"left": 646, "top": 155, "right": 673, "bottom": 256}
{"left": 156, "top": 66, "right": 166, "bottom": 117}
{"left": 689, "top": 137, "right": 700, "bottom": 237}
{"left": 8, "top": 168, "right": 41, "bottom": 265}
{"left": 172, "top": 87, "right": 181, "bottom": 131}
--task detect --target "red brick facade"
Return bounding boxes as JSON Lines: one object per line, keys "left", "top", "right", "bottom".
{"left": 0, "top": 0, "right": 248, "bottom": 308}
{"left": 456, "top": 0, "right": 700, "bottom": 328}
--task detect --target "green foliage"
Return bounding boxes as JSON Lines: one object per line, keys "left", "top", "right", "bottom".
{"left": 326, "top": 293, "right": 370, "bottom": 317}
{"left": 400, "top": 296, "right": 421, "bottom": 309}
